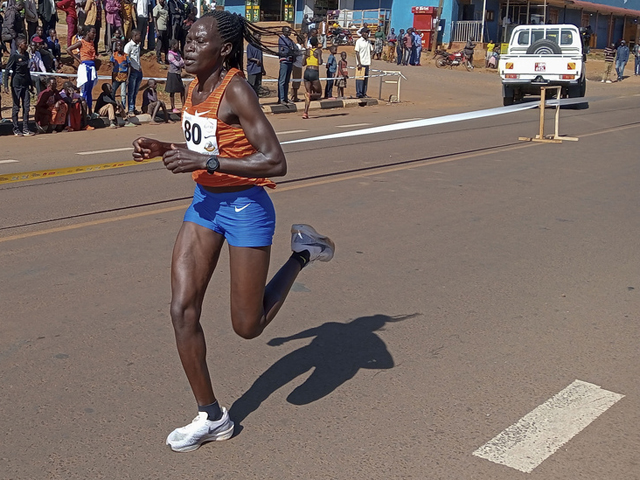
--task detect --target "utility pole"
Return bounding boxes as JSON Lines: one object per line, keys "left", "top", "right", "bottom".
{"left": 430, "top": 0, "right": 444, "bottom": 51}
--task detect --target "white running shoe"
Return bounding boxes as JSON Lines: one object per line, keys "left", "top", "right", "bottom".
{"left": 291, "top": 224, "right": 335, "bottom": 263}
{"left": 166, "top": 409, "right": 234, "bottom": 453}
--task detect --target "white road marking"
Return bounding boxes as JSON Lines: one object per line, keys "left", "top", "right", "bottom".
{"left": 336, "top": 123, "right": 372, "bottom": 128}
{"left": 473, "top": 380, "right": 624, "bottom": 473}
{"left": 0, "top": 159, "right": 19, "bottom": 164}
{"left": 395, "top": 117, "right": 423, "bottom": 122}
{"left": 76, "top": 147, "right": 134, "bottom": 156}
{"left": 276, "top": 129, "right": 308, "bottom": 135}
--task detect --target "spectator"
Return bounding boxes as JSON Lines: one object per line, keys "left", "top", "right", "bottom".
{"left": 28, "top": 36, "right": 47, "bottom": 93}
{"left": 300, "top": 14, "right": 309, "bottom": 37}
{"left": 55, "top": 0, "right": 77, "bottom": 48}
{"left": 373, "top": 25, "right": 383, "bottom": 60}
{"left": 412, "top": 29, "right": 422, "bottom": 65}
{"left": 38, "top": 34, "right": 57, "bottom": 70}
{"left": 3, "top": 35, "right": 34, "bottom": 136}
{"left": 146, "top": 0, "right": 155, "bottom": 51}
{"left": 319, "top": 16, "right": 327, "bottom": 49}
{"left": 94, "top": 0, "right": 102, "bottom": 52}
{"left": 485, "top": 39, "right": 495, "bottom": 67}
{"left": 121, "top": 0, "right": 134, "bottom": 40}
{"left": 124, "top": 28, "right": 142, "bottom": 115}
{"left": 95, "top": 82, "right": 124, "bottom": 127}
{"left": 602, "top": 43, "right": 616, "bottom": 83}
{"left": 277, "top": 25, "right": 295, "bottom": 104}
{"left": 615, "top": 40, "right": 629, "bottom": 81}
{"left": 141, "top": 78, "right": 170, "bottom": 123}
{"left": 165, "top": 37, "right": 184, "bottom": 112}
{"left": 336, "top": 49, "right": 348, "bottom": 98}
{"left": 110, "top": 37, "right": 128, "bottom": 108}
{"left": 302, "top": 35, "right": 322, "bottom": 119}
{"left": 76, "top": 0, "right": 87, "bottom": 27}
{"left": 386, "top": 27, "right": 396, "bottom": 63}
{"left": 83, "top": 0, "right": 97, "bottom": 33}
{"left": 305, "top": 27, "right": 317, "bottom": 48}
{"left": 34, "top": 76, "right": 67, "bottom": 133}
{"left": 463, "top": 37, "right": 475, "bottom": 69}
{"left": 402, "top": 28, "right": 412, "bottom": 65}
{"left": 133, "top": 0, "right": 150, "bottom": 49}
{"left": 168, "top": 0, "right": 184, "bottom": 49}
{"left": 30, "top": 24, "right": 44, "bottom": 42}
{"left": 324, "top": 44, "right": 336, "bottom": 99}
{"left": 67, "top": 25, "right": 97, "bottom": 116}
{"left": 24, "top": 0, "right": 38, "bottom": 40}
{"left": 180, "top": 6, "right": 195, "bottom": 48}
{"left": 153, "top": 0, "right": 168, "bottom": 63}
{"left": 356, "top": 22, "right": 368, "bottom": 37}
{"left": 290, "top": 36, "right": 304, "bottom": 102}
{"left": 60, "top": 80, "right": 86, "bottom": 130}
{"left": 354, "top": 26, "right": 372, "bottom": 98}
{"left": 46, "top": 28, "right": 61, "bottom": 60}
{"left": 634, "top": 41, "right": 640, "bottom": 76}
{"left": 38, "top": 0, "right": 58, "bottom": 35}
{"left": 246, "top": 32, "right": 264, "bottom": 96}
{"left": 396, "top": 28, "right": 404, "bottom": 65}
{"left": 104, "top": 0, "right": 122, "bottom": 53}
{"left": 2, "top": 0, "right": 26, "bottom": 54}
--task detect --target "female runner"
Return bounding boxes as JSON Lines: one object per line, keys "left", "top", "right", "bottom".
{"left": 302, "top": 35, "right": 323, "bottom": 119}
{"left": 132, "top": 11, "right": 335, "bottom": 453}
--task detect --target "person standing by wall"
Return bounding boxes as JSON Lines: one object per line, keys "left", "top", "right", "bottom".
{"left": 133, "top": 0, "right": 149, "bottom": 48}
{"left": 633, "top": 42, "right": 640, "bottom": 76}
{"left": 24, "top": 0, "right": 39, "bottom": 40}
{"left": 38, "top": 0, "right": 58, "bottom": 35}
{"left": 324, "top": 44, "right": 336, "bottom": 99}
{"left": 165, "top": 37, "right": 184, "bottom": 112}
{"left": 104, "top": 0, "right": 122, "bottom": 54}
{"left": 67, "top": 25, "right": 98, "bottom": 116}
{"left": 354, "top": 26, "right": 372, "bottom": 98}
{"left": 396, "top": 28, "right": 404, "bottom": 66}
{"left": 402, "top": 27, "right": 412, "bottom": 66}
{"left": 290, "top": 35, "right": 304, "bottom": 102}
{"left": 2, "top": 0, "right": 26, "bottom": 54}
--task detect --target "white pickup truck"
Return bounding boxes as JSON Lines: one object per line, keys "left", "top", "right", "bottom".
{"left": 498, "top": 24, "right": 586, "bottom": 106}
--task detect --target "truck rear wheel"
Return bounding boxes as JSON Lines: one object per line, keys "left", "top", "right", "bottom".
{"left": 503, "top": 95, "right": 514, "bottom": 106}
{"left": 502, "top": 86, "right": 515, "bottom": 106}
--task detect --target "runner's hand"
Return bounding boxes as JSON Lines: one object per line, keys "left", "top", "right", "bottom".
{"left": 132, "top": 136, "right": 169, "bottom": 161}
{"left": 162, "top": 144, "right": 207, "bottom": 174}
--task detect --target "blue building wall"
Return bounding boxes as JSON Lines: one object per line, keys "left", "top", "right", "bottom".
{"left": 390, "top": 0, "right": 455, "bottom": 43}
{"left": 225, "top": 0, "right": 245, "bottom": 16}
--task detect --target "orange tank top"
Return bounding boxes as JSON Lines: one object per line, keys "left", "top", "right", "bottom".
{"left": 80, "top": 39, "right": 96, "bottom": 61}
{"left": 184, "top": 68, "right": 276, "bottom": 189}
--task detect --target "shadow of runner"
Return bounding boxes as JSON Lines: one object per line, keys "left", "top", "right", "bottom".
{"left": 229, "top": 313, "right": 420, "bottom": 426}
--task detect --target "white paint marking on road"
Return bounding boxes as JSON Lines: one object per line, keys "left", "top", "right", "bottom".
{"left": 473, "top": 380, "right": 624, "bottom": 473}
{"left": 336, "top": 123, "right": 372, "bottom": 128}
{"left": 395, "top": 118, "right": 423, "bottom": 122}
{"left": 76, "top": 147, "right": 134, "bottom": 156}
{"left": 0, "top": 159, "right": 19, "bottom": 164}
{"left": 276, "top": 129, "right": 308, "bottom": 135}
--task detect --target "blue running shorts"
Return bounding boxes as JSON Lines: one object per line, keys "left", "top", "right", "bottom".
{"left": 183, "top": 184, "right": 276, "bottom": 247}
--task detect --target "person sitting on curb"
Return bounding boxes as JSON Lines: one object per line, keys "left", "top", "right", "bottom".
{"left": 60, "top": 81, "right": 93, "bottom": 131}
{"left": 141, "top": 78, "right": 171, "bottom": 124}
{"left": 95, "top": 82, "right": 125, "bottom": 128}
{"left": 34, "top": 77, "right": 68, "bottom": 133}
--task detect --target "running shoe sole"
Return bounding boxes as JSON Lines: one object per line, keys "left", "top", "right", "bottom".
{"left": 291, "top": 224, "right": 336, "bottom": 262}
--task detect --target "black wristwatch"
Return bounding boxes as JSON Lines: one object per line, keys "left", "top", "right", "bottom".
{"left": 205, "top": 156, "right": 219, "bottom": 174}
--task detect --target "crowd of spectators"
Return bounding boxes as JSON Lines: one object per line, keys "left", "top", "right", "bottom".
{"left": 0, "top": 0, "right": 191, "bottom": 135}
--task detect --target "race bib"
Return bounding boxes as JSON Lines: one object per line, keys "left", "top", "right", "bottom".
{"left": 182, "top": 110, "right": 219, "bottom": 155}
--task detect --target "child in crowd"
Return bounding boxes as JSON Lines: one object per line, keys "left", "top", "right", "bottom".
{"left": 165, "top": 38, "right": 185, "bottom": 113}
{"left": 141, "top": 78, "right": 170, "bottom": 124}
{"left": 324, "top": 45, "right": 337, "bottom": 99}
{"left": 30, "top": 26, "right": 44, "bottom": 43}
{"left": 110, "top": 38, "right": 128, "bottom": 109}
{"left": 60, "top": 81, "right": 91, "bottom": 131}
{"left": 336, "top": 50, "right": 348, "bottom": 98}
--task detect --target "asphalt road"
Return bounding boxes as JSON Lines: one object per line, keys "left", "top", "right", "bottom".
{"left": 2, "top": 89, "right": 640, "bottom": 479}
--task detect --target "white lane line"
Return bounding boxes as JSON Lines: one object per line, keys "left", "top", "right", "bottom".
{"left": 76, "top": 147, "right": 134, "bottom": 156}
{"left": 0, "top": 159, "right": 19, "bottom": 164}
{"left": 395, "top": 118, "right": 423, "bottom": 122}
{"left": 336, "top": 123, "right": 372, "bottom": 128}
{"left": 276, "top": 129, "right": 308, "bottom": 135}
{"left": 473, "top": 380, "right": 624, "bottom": 473}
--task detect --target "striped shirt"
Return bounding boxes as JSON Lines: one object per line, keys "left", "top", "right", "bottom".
{"left": 604, "top": 46, "right": 616, "bottom": 62}
{"left": 185, "top": 68, "right": 276, "bottom": 189}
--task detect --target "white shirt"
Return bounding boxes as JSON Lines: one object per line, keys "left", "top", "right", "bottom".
{"left": 135, "top": 0, "right": 148, "bottom": 18}
{"left": 354, "top": 37, "right": 372, "bottom": 66}
{"left": 124, "top": 40, "right": 142, "bottom": 70}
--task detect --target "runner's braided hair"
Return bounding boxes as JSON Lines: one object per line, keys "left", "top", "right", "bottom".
{"left": 201, "top": 11, "right": 297, "bottom": 73}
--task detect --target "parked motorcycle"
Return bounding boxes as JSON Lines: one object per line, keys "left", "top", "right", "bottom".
{"left": 434, "top": 49, "right": 474, "bottom": 71}
{"left": 329, "top": 28, "right": 354, "bottom": 46}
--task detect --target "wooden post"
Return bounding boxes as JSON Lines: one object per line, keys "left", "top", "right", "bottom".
{"left": 538, "top": 87, "right": 546, "bottom": 140}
